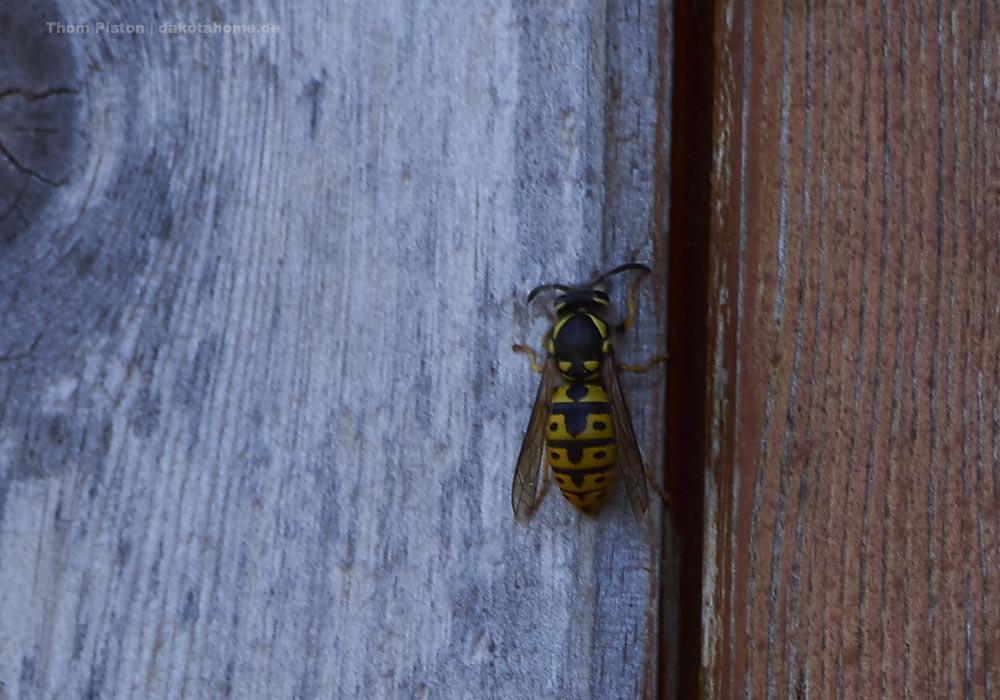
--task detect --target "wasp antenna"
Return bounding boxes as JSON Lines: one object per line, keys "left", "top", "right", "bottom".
{"left": 590, "top": 262, "right": 651, "bottom": 287}
{"left": 527, "top": 283, "right": 571, "bottom": 303}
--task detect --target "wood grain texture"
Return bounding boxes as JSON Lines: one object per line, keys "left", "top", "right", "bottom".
{"left": 0, "top": 1, "right": 673, "bottom": 698}
{"left": 708, "top": 0, "right": 1000, "bottom": 698}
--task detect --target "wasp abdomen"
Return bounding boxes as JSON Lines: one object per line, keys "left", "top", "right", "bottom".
{"left": 546, "top": 383, "right": 617, "bottom": 516}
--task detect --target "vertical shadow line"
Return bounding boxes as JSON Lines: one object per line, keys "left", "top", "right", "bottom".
{"left": 662, "top": 0, "right": 715, "bottom": 697}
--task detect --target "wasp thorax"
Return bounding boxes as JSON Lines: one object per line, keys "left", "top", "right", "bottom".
{"left": 552, "top": 314, "right": 607, "bottom": 380}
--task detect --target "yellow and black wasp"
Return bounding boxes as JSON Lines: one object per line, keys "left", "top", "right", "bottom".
{"left": 511, "top": 262, "right": 665, "bottom": 524}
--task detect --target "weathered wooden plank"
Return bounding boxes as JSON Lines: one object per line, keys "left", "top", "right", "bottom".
{"left": 0, "top": 1, "right": 673, "bottom": 698}
{"left": 708, "top": 0, "right": 1000, "bottom": 697}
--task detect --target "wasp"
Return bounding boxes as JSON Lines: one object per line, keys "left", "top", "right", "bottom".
{"left": 511, "top": 263, "right": 665, "bottom": 524}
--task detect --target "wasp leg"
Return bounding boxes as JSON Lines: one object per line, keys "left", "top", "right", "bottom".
{"left": 512, "top": 344, "right": 545, "bottom": 373}
{"left": 615, "top": 266, "right": 652, "bottom": 334}
{"left": 513, "top": 329, "right": 552, "bottom": 373}
{"left": 618, "top": 353, "right": 669, "bottom": 373}
{"left": 644, "top": 468, "right": 672, "bottom": 508}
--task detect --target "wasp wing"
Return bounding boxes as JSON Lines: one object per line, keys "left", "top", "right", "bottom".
{"left": 511, "top": 356, "right": 557, "bottom": 525}
{"left": 603, "top": 352, "right": 649, "bottom": 519}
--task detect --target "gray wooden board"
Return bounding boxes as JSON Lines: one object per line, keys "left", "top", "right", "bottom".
{"left": 0, "top": 1, "right": 674, "bottom": 697}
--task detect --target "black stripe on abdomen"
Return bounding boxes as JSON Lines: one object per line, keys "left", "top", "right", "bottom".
{"left": 551, "top": 463, "right": 614, "bottom": 489}
{"left": 549, "top": 401, "right": 610, "bottom": 436}
{"left": 546, "top": 438, "right": 615, "bottom": 465}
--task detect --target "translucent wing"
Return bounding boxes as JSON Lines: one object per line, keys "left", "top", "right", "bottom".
{"left": 603, "top": 352, "right": 649, "bottom": 519}
{"left": 511, "top": 356, "right": 557, "bottom": 525}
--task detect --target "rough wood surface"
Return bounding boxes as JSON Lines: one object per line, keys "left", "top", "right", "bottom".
{"left": 0, "top": 1, "right": 673, "bottom": 698}
{"left": 707, "top": 0, "right": 1000, "bottom": 698}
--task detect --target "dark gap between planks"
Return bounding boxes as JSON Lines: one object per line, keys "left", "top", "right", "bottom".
{"left": 663, "top": 0, "right": 715, "bottom": 698}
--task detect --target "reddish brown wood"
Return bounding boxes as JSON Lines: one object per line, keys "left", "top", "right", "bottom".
{"left": 707, "top": 1, "right": 1000, "bottom": 697}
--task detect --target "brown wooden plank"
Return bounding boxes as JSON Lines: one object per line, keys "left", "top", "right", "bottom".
{"left": 707, "top": 0, "right": 1000, "bottom": 697}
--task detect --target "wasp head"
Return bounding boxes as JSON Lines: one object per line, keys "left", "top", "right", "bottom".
{"left": 553, "top": 289, "right": 610, "bottom": 318}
